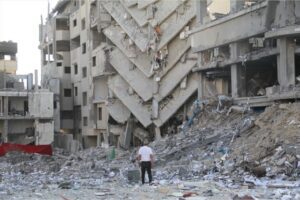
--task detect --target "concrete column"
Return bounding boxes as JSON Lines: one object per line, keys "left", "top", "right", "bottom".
{"left": 2, "top": 96, "right": 9, "bottom": 142}
{"left": 34, "top": 70, "right": 39, "bottom": 91}
{"left": 3, "top": 120, "right": 8, "bottom": 143}
{"left": 96, "top": 131, "right": 102, "bottom": 147}
{"left": 197, "top": 72, "right": 205, "bottom": 100}
{"left": 34, "top": 120, "right": 39, "bottom": 145}
{"left": 196, "top": 0, "right": 207, "bottom": 24}
{"left": 277, "top": 38, "right": 295, "bottom": 87}
{"left": 231, "top": 64, "right": 246, "bottom": 98}
{"left": 151, "top": 99, "right": 159, "bottom": 119}
{"left": 230, "top": 0, "right": 244, "bottom": 13}
{"left": 103, "top": 131, "right": 109, "bottom": 148}
{"left": 27, "top": 73, "right": 33, "bottom": 90}
{"left": 3, "top": 97, "right": 8, "bottom": 116}
{"left": 154, "top": 126, "right": 161, "bottom": 140}
{"left": 230, "top": 43, "right": 247, "bottom": 98}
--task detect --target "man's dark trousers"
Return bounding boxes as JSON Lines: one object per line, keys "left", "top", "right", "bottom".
{"left": 141, "top": 161, "right": 152, "bottom": 184}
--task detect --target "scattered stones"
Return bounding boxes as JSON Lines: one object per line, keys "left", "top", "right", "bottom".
{"left": 0, "top": 102, "right": 299, "bottom": 199}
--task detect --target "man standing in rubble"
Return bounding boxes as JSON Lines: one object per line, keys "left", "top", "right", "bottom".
{"left": 137, "top": 139, "right": 154, "bottom": 185}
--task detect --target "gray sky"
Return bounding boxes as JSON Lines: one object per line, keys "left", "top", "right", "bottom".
{"left": 0, "top": 0, "right": 57, "bottom": 80}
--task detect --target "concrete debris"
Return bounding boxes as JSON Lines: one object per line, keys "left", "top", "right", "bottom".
{"left": 0, "top": 102, "right": 299, "bottom": 199}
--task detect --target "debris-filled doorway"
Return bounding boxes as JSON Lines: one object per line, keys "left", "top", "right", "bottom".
{"left": 244, "top": 56, "right": 278, "bottom": 97}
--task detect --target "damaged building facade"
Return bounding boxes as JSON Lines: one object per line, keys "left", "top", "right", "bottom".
{"left": 0, "top": 41, "right": 54, "bottom": 145}
{"left": 190, "top": 0, "right": 300, "bottom": 106}
{"left": 40, "top": 0, "right": 300, "bottom": 148}
{"left": 40, "top": 0, "right": 204, "bottom": 148}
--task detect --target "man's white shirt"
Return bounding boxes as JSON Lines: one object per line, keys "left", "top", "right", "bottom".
{"left": 138, "top": 146, "right": 153, "bottom": 162}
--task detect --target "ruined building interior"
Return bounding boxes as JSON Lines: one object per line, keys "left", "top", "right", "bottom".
{"left": 39, "top": 0, "right": 300, "bottom": 149}
{"left": 0, "top": 41, "right": 54, "bottom": 145}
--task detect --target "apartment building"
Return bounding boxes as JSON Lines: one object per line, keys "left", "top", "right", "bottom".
{"left": 0, "top": 41, "right": 54, "bottom": 145}
{"left": 40, "top": 0, "right": 110, "bottom": 147}
{"left": 41, "top": 0, "right": 220, "bottom": 148}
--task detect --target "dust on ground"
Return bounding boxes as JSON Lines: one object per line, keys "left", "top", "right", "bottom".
{"left": 0, "top": 102, "right": 299, "bottom": 200}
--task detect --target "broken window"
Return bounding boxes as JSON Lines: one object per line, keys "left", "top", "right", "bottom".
{"left": 82, "top": 43, "right": 86, "bottom": 54}
{"left": 64, "top": 89, "right": 72, "bottom": 97}
{"left": 82, "top": 67, "right": 87, "bottom": 78}
{"left": 24, "top": 100, "right": 28, "bottom": 113}
{"left": 98, "top": 107, "right": 102, "bottom": 120}
{"left": 92, "top": 56, "right": 96, "bottom": 66}
{"left": 64, "top": 66, "right": 71, "bottom": 74}
{"left": 73, "top": 19, "right": 77, "bottom": 27}
{"left": 54, "top": 101, "right": 57, "bottom": 109}
{"left": 74, "top": 86, "right": 78, "bottom": 96}
{"left": 82, "top": 92, "right": 87, "bottom": 106}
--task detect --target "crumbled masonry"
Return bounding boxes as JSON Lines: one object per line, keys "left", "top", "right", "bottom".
{"left": 0, "top": 102, "right": 299, "bottom": 199}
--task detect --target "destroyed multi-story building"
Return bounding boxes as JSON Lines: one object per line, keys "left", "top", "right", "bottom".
{"left": 190, "top": 0, "right": 300, "bottom": 106}
{"left": 0, "top": 41, "right": 54, "bottom": 145}
{"left": 40, "top": 0, "right": 300, "bottom": 148}
{"left": 40, "top": 0, "right": 201, "bottom": 148}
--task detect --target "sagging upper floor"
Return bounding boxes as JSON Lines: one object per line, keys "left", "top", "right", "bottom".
{"left": 190, "top": 0, "right": 300, "bottom": 103}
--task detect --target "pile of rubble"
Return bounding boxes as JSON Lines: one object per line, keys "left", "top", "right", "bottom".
{"left": 151, "top": 102, "right": 300, "bottom": 185}
{"left": 0, "top": 102, "right": 299, "bottom": 198}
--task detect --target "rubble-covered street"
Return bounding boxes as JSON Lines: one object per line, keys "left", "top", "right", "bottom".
{"left": 0, "top": 102, "right": 299, "bottom": 200}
